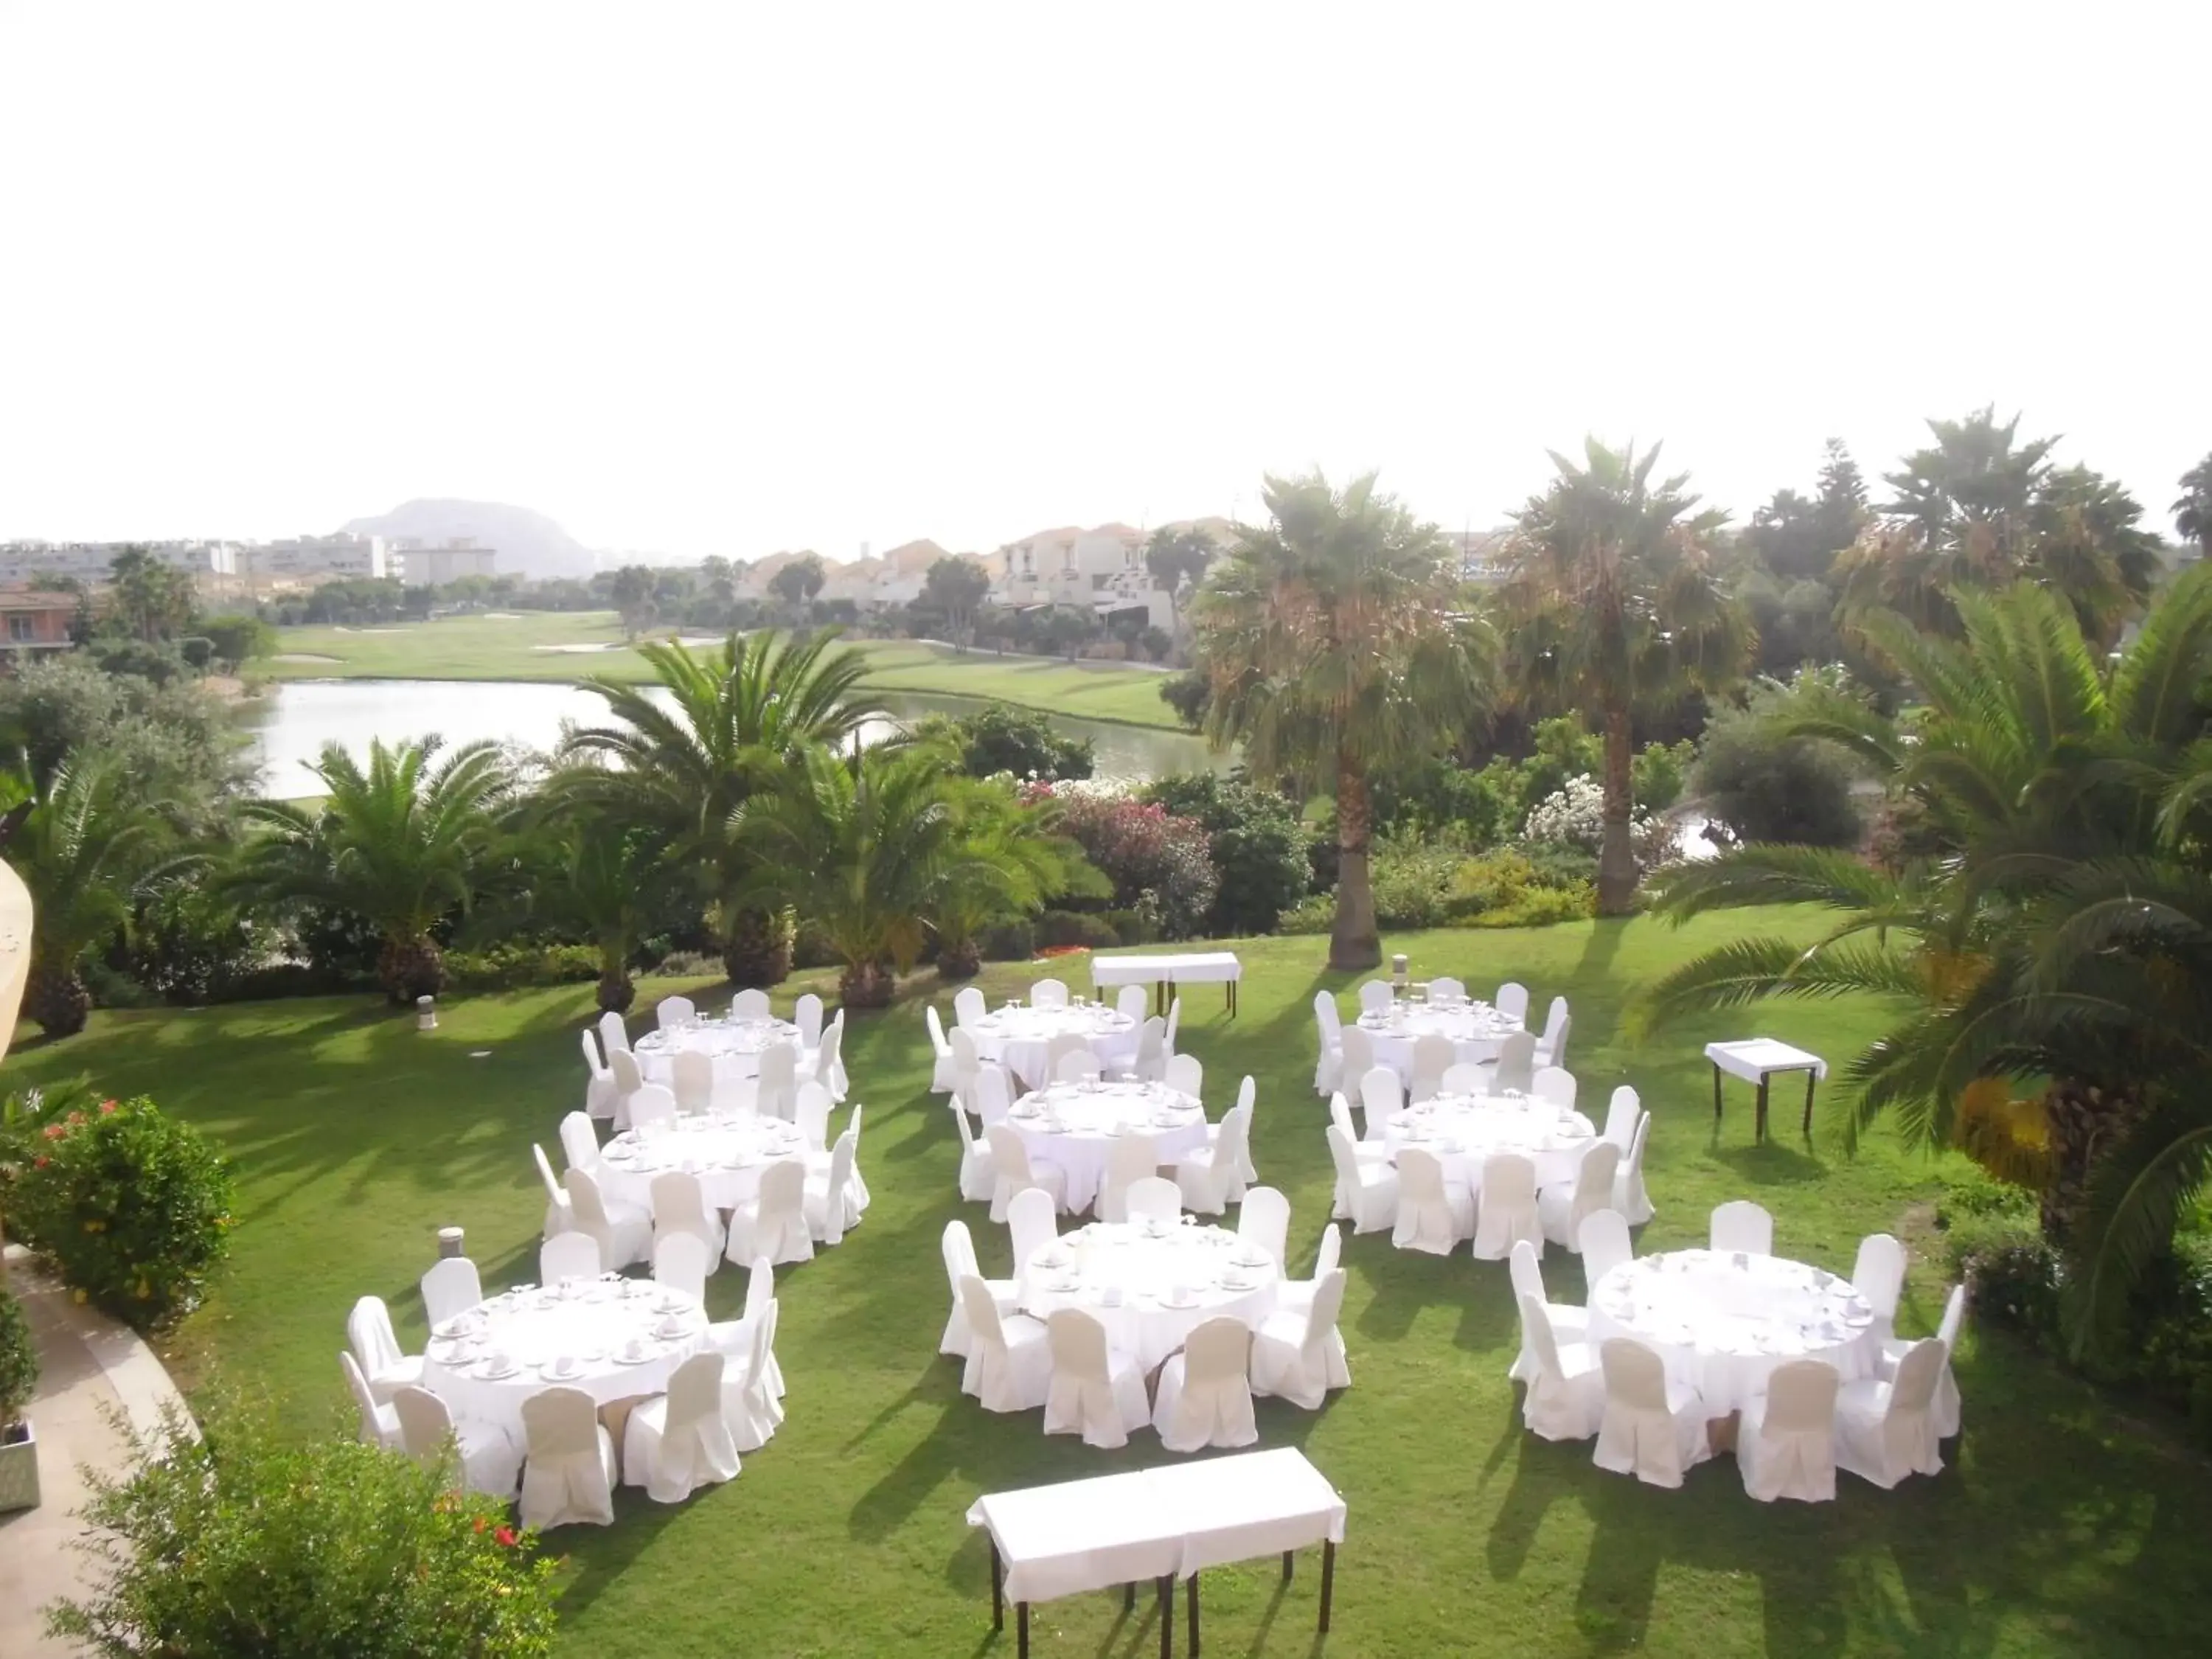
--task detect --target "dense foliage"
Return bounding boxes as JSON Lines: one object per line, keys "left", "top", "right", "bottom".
{"left": 1140, "top": 773, "right": 1312, "bottom": 936}
{"left": 0, "top": 1287, "right": 35, "bottom": 1431}
{"left": 914, "top": 702, "right": 1094, "bottom": 782}
{"left": 1031, "top": 782, "right": 1219, "bottom": 942}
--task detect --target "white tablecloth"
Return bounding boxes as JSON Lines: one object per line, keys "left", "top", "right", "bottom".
{"left": 1018, "top": 1220, "right": 1279, "bottom": 1371}
{"left": 595, "top": 1113, "right": 811, "bottom": 1212}
{"left": 1090, "top": 951, "right": 1242, "bottom": 987}
{"left": 1006, "top": 1079, "right": 1208, "bottom": 1212}
{"left": 1382, "top": 1091, "right": 1597, "bottom": 1190}
{"left": 419, "top": 1281, "right": 708, "bottom": 1440}
{"left": 633, "top": 1017, "right": 802, "bottom": 1106}
{"left": 1587, "top": 1248, "right": 1878, "bottom": 1414}
{"left": 1356, "top": 1000, "right": 1523, "bottom": 1078}
{"left": 1704, "top": 1038, "right": 1827, "bottom": 1082}
{"left": 968, "top": 1004, "right": 1139, "bottom": 1091}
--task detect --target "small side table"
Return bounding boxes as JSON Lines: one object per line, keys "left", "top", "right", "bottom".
{"left": 1704, "top": 1039, "right": 1827, "bottom": 1141}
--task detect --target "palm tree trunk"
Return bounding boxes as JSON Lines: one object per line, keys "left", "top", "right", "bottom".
{"left": 377, "top": 935, "right": 445, "bottom": 1005}
{"left": 1330, "top": 748, "right": 1382, "bottom": 973}
{"left": 24, "top": 959, "right": 91, "bottom": 1037}
{"left": 1596, "top": 708, "right": 1638, "bottom": 916}
{"left": 723, "top": 908, "right": 791, "bottom": 988}
{"left": 2039, "top": 1078, "right": 2140, "bottom": 1242}
{"left": 841, "top": 958, "right": 895, "bottom": 1008}
{"left": 936, "top": 937, "right": 983, "bottom": 980}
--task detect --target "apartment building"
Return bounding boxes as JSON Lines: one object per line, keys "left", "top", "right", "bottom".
{"left": 992, "top": 524, "right": 1171, "bottom": 627}
{"left": 390, "top": 538, "right": 496, "bottom": 585}
{"left": 0, "top": 588, "right": 80, "bottom": 656}
{"left": 0, "top": 540, "right": 238, "bottom": 585}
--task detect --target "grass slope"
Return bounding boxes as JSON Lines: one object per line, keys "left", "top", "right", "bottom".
{"left": 265, "top": 613, "right": 1184, "bottom": 728}
{"left": 7, "top": 911, "right": 2208, "bottom": 1657}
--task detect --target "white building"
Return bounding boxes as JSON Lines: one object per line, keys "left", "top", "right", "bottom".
{"left": 239, "top": 533, "right": 392, "bottom": 585}
{"left": 0, "top": 540, "right": 238, "bottom": 585}
{"left": 992, "top": 524, "right": 1172, "bottom": 627}
{"left": 390, "top": 537, "right": 496, "bottom": 585}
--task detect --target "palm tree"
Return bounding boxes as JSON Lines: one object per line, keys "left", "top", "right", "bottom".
{"left": 3, "top": 754, "right": 174, "bottom": 1036}
{"left": 230, "top": 737, "right": 515, "bottom": 1004}
{"left": 1192, "top": 470, "right": 1492, "bottom": 970}
{"left": 2174, "top": 452, "right": 2212, "bottom": 558}
{"left": 925, "top": 776, "right": 1094, "bottom": 979}
{"left": 1495, "top": 439, "right": 1750, "bottom": 914}
{"left": 564, "top": 630, "right": 884, "bottom": 986}
{"left": 517, "top": 794, "right": 685, "bottom": 1013}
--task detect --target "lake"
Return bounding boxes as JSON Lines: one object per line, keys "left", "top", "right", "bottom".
{"left": 237, "top": 679, "right": 1223, "bottom": 798}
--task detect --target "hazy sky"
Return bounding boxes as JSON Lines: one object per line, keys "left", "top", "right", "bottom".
{"left": 2, "top": 3, "right": 2205, "bottom": 561}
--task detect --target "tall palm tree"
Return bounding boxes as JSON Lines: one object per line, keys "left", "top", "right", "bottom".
{"left": 1495, "top": 439, "right": 1750, "bottom": 914}
{"left": 1192, "top": 470, "right": 1493, "bottom": 970}
{"left": 2174, "top": 452, "right": 2212, "bottom": 558}
{"left": 230, "top": 737, "right": 515, "bottom": 1004}
{"left": 564, "top": 630, "right": 883, "bottom": 986}
{"left": 515, "top": 793, "right": 685, "bottom": 1014}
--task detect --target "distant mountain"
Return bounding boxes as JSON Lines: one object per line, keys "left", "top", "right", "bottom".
{"left": 340, "top": 498, "right": 596, "bottom": 580}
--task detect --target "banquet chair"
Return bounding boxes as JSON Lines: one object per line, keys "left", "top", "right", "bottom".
{"left": 1429, "top": 975, "right": 1466, "bottom": 1003}
{"left": 730, "top": 987, "right": 772, "bottom": 1021}
{"left": 1534, "top": 998, "right": 1571, "bottom": 1068}
{"left": 608, "top": 1047, "right": 646, "bottom": 1132}
{"left": 341, "top": 1350, "right": 402, "bottom": 1448}
{"left": 801, "top": 1131, "right": 859, "bottom": 1245}
{"left": 1601, "top": 1086, "right": 1641, "bottom": 1150}
{"left": 1531, "top": 1066, "right": 1578, "bottom": 1110}
{"left": 622, "top": 1349, "right": 740, "bottom": 1504}
{"left": 1835, "top": 1337, "right": 1946, "bottom": 1487}
{"left": 972, "top": 1063, "right": 1015, "bottom": 1130}
{"left": 1471, "top": 1154, "right": 1543, "bottom": 1261}
{"left": 1251, "top": 1267, "right": 1351, "bottom": 1410}
{"left": 1739, "top": 1359, "right": 1840, "bottom": 1503}
{"left": 1006, "top": 1187, "right": 1060, "bottom": 1273}
{"left": 541, "top": 1230, "right": 605, "bottom": 1287}
{"left": 722, "top": 1300, "right": 785, "bottom": 1451}
{"left": 1124, "top": 1176, "right": 1184, "bottom": 1224}
{"left": 1279, "top": 1222, "right": 1343, "bottom": 1314}
{"left": 937, "top": 1222, "right": 1018, "bottom": 1359}
{"left": 954, "top": 984, "right": 987, "bottom": 1029}
{"left": 420, "top": 1256, "right": 483, "bottom": 1329}
{"left": 1237, "top": 1185, "right": 1290, "bottom": 1267}
{"left": 670, "top": 1050, "right": 716, "bottom": 1116}
{"left": 1054, "top": 1048, "right": 1102, "bottom": 1085}
{"left": 347, "top": 1295, "right": 422, "bottom": 1404}
{"left": 947, "top": 1026, "right": 982, "bottom": 1111}
{"left": 1515, "top": 1297, "right": 1602, "bottom": 1441}
{"left": 724, "top": 1158, "right": 814, "bottom": 1267}
{"left": 1043, "top": 1308, "right": 1152, "bottom": 1450}
{"left": 709, "top": 1255, "right": 786, "bottom": 1399}
{"left": 1851, "top": 1233, "right": 1908, "bottom": 1345}
{"left": 1312, "top": 991, "right": 1346, "bottom": 1096}
{"left": 795, "top": 1081, "right": 835, "bottom": 1152}
{"left": 984, "top": 1125, "right": 1067, "bottom": 1222}
{"left": 1392, "top": 1148, "right": 1472, "bottom": 1255}
{"left": 1162, "top": 996, "right": 1182, "bottom": 1057}
{"left": 801, "top": 1012, "right": 846, "bottom": 1099}
{"left": 1883, "top": 1282, "right": 1966, "bottom": 1437}
{"left": 1325, "top": 1094, "right": 1388, "bottom": 1219}
{"left": 1219, "top": 1075, "right": 1260, "bottom": 1181}
{"left": 1599, "top": 1100, "right": 1650, "bottom": 1217}
{"left": 1153, "top": 1316, "right": 1257, "bottom": 1453}
{"left": 1164, "top": 1052, "right": 1203, "bottom": 1100}
{"left": 794, "top": 992, "right": 824, "bottom": 1051}
{"left": 1507, "top": 1240, "right": 1586, "bottom": 1384}
{"left": 650, "top": 1233, "right": 707, "bottom": 1302}
{"left": 1408, "top": 1034, "right": 1456, "bottom": 1104}
{"left": 597, "top": 1009, "right": 632, "bottom": 1061}
{"left": 1441, "top": 1061, "right": 1486, "bottom": 1097}
{"left": 1357, "top": 980, "right": 1395, "bottom": 1018}
{"left": 652, "top": 1169, "right": 728, "bottom": 1263}
{"left": 535, "top": 1144, "right": 575, "bottom": 1240}
{"left": 1538, "top": 1142, "right": 1621, "bottom": 1251}
{"left": 566, "top": 1166, "right": 653, "bottom": 1268}
{"left": 959, "top": 1275, "right": 1052, "bottom": 1411}
{"left": 627, "top": 1085, "right": 678, "bottom": 1133}
{"left": 1490, "top": 1031, "right": 1537, "bottom": 1096}
{"left": 952, "top": 1101, "right": 998, "bottom": 1204}
{"left": 1041, "top": 1031, "right": 1089, "bottom": 1082}
{"left": 655, "top": 994, "right": 697, "bottom": 1031}
{"left": 581, "top": 1029, "right": 619, "bottom": 1121}
{"left": 1594, "top": 1338, "right": 1711, "bottom": 1488}
{"left": 1031, "top": 976, "right": 1070, "bottom": 1009}
{"left": 393, "top": 1384, "right": 523, "bottom": 1500}
{"left": 1133, "top": 1016, "right": 1167, "bottom": 1082}
{"left": 1116, "top": 984, "right": 1150, "bottom": 1023}
{"left": 1325, "top": 1126, "right": 1400, "bottom": 1234}
{"left": 1174, "top": 1105, "right": 1251, "bottom": 1215}
{"left": 927, "top": 1004, "right": 959, "bottom": 1093}
{"left": 1358, "top": 1065, "right": 1402, "bottom": 1141}
{"left": 1710, "top": 1200, "right": 1775, "bottom": 1256}
{"left": 1577, "top": 1208, "right": 1632, "bottom": 1295}
{"left": 1495, "top": 981, "right": 1530, "bottom": 1025}
{"left": 1096, "top": 1134, "right": 1162, "bottom": 1223}
{"left": 520, "top": 1385, "right": 619, "bottom": 1529}
{"left": 559, "top": 1110, "right": 601, "bottom": 1174}
{"left": 755, "top": 1042, "right": 799, "bottom": 1121}
{"left": 841, "top": 1100, "right": 872, "bottom": 1222}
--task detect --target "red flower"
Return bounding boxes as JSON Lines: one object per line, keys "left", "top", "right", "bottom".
{"left": 41, "top": 1124, "right": 64, "bottom": 1140}
{"left": 32, "top": 1155, "right": 49, "bottom": 1169}
{"left": 473, "top": 1515, "right": 489, "bottom": 1534}
{"left": 100, "top": 1099, "right": 119, "bottom": 1114}
{"left": 493, "top": 1526, "right": 518, "bottom": 1548}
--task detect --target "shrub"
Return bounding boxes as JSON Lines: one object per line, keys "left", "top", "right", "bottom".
{"left": 1141, "top": 773, "right": 1313, "bottom": 936}
{"left": 1158, "top": 669, "right": 1208, "bottom": 731}
{"left": 1692, "top": 706, "right": 1863, "bottom": 847}
{"left": 1037, "top": 909, "right": 1120, "bottom": 950}
{"left": 1102, "top": 908, "right": 1160, "bottom": 947}
{"left": 978, "top": 919, "right": 1035, "bottom": 961}
{"left": 1470, "top": 882, "right": 1594, "bottom": 928}
{"left": 441, "top": 943, "right": 600, "bottom": 992}
{"left": 1944, "top": 1213, "right": 2060, "bottom": 1338}
{"left": 1521, "top": 774, "right": 1677, "bottom": 868}
{"left": 914, "top": 703, "right": 1095, "bottom": 782}
{"left": 1276, "top": 893, "right": 1335, "bottom": 935}
{"left": 45, "top": 1402, "right": 559, "bottom": 1657}
{"left": 1631, "top": 738, "right": 1697, "bottom": 815}
{"left": 123, "top": 883, "right": 272, "bottom": 1006}
{"left": 0, "top": 1287, "right": 35, "bottom": 1431}
{"left": 1367, "top": 832, "right": 1468, "bottom": 930}
{"left": 1031, "top": 783, "right": 1218, "bottom": 940}
{"left": 10, "top": 1094, "right": 233, "bottom": 1331}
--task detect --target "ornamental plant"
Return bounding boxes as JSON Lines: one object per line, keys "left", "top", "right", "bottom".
{"left": 1521, "top": 773, "right": 1676, "bottom": 872}
{"left": 0, "top": 1287, "right": 35, "bottom": 1434}
{"left": 46, "top": 1400, "right": 559, "bottom": 1657}
{"left": 1029, "top": 782, "right": 1219, "bottom": 940}
{"left": 9, "top": 1094, "right": 233, "bottom": 1331}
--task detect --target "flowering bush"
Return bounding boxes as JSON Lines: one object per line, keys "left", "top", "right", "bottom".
{"left": 45, "top": 1401, "right": 559, "bottom": 1656}
{"left": 0, "top": 1287, "right": 35, "bottom": 1432}
{"left": 1025, "top": 782, "right": 1219, "bottom": 940}
{"left": 1520, "top": 774, "right": 1677, "bottom": 869}
{"left": 8, "top": 1093, "right": 233, "bottom": 1331}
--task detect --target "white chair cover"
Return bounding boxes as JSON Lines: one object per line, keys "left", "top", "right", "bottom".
{"left": 347, "top": 1295, "right": 422, "bottom": 1403}
{"left": 1043, "top": 1307, "right": 1151, "bottom": 1449}
{"left": 722, "top": 1298, "right": 786, "bottom": 1451}
{"left": 535, "top": 1144, "right": 574, "bottom": 1241}
{"left": 1515, "top": 1293, "right": 1602, "bottom": 1441}
{"left": 795, "top": 1081, "right": 835, "bottom": 1151}
{"left": 656, "top": 994, "right": 697, "bottom": 1031}
{"left": 1162, "top": 996, "right": 1180, "bottom": 1057}
{"left": 1279, "top": 1223, "right": 1343, "bottom": 1315}
{"left": 1124, "top": 1176, "right": 1183, "bottom": 1224}
{"left": 1251, "top": 1267, "right": 1350, "bottom": 1410}
{"left": 806, "top": 1012, "right": 846, "bottom": 1100}
{"left": 1535, "top": 997, "right": 1571, "bottom": 1068}
{"left": 393, "top": 1383, "right": 523, "bottom": 1499}
{"left": 541, "top": 1230, "right": 605, "bottom": 1286}
{"left": 928, "top": 1004, "right": 958, "bottom": 1093}
{"left": 598, "top": 1009, "right": 631, "bottom": 1055}
{"left": 1601, "top": 1086, "right": 1641, "bottom": 1150}
{"left": 1237, "top": 1186, "right": 1290, "bottom": 1267}
{"left": 341, "top": 1349, "right": 401, "bottom": 1446}
{"left": 959, "top": 1275, "right": 1051, "bottom": 1411}
{"left": 1472, "top": 1154, "right": 1542, "bottom": 1261}
{"left": 984, "top": 1124, "right": 1067, "bottom": 1222}
{"left": 581, "top": 1030, "right": 619, "bottom": 1121}
{"left": 1325, "top": 1125, "right": 1399, "bottom": 1234}
{"left": 1357, "top": 981, "right": 1394, "bottom": 1017}
{"left": 1041, "top": 1031, "right": 1088, "bottom": 1081}
{"left": 1338, "top": 1024, "right": 1374, "bottom": 1092}
{"left": 1152, "top": 1315, "right": 1258, "bottom": 1453}
{"left": 794, "top": 992, "right": 824, "bottom": 1048}
{"left": 1835, "top": 1338, "right": 1945, "bottom": 1487}
{"left": 725, "top": 1158, "right": 814, "bottom": 1266}
{"left": 949, "top": 1026, "right": 983, "bottom": 1111}
{"left": 939, "top": 1221, "right": 1017, "bottom": 1359}
{"left": 1392, "top": 1147, "right": 1471, "bottom": 1255}
{"left": 608, "top": 1046, "right": 645, "bottom": 1132}
{"left": 651, "top": 1232, "right": 709, "bottom": 1302}
{"left": 622, "top": 1350, "right": 740, "bottom": 1503}
{"left": 652, "top": 1169, "right": 728, "bottom": 1262}
{"left": 1613, "top": 1112, "right": 1654, "bottom": 1225}
{"left": 802, "top": 1133, "right": 859, "bottom": 1245}
{"left": 1163, "top": 1051, "right": 1204, "bottom": 1100}
{"left": 707, "top": 1256, "right": 787, "bottom": 1399}
{"left": 420, "top": 1257, "right": 482, "bottom": 1329}
{"left": 1031, "top": 976, "right": 1069, "bottom": 1009}
{"left": 1594, "top": 1337, "right": 1710, "bottom": 1487}
{"left": 559, "top": 1110, "right": 601, "bottom": 1174}
{"left": 1116, "top": 984, "right": 1149, "bottom": 1023}
{"left": 1429, "top": 975, "right": 1466, "bottom": 1001}
{"left": 952, "top": 1101, "right": 998, "bottom": 1204}
{"left": 971, "top": 1062, "right": 1013, "bottom": 1128}
{"left": 1739, "top": 1358, "right": 1839, "bottom": 1503}
{"left": 670, "top": 1050, "right": 716, "bottom": 1115}
{"left": 518, "top": 1385, "right": 618, "bottom": 1529}
{"left": 1577, "top": 1208, "right": 1632, "bottom": 1294}
{"left": 1711, "top": 1200, "right": 1775, "bottom": 1256}
{"left": 1173, "top": 1105, "right": 1250, "bottom": 1215}
{"left": 1007, "top": 1186, "right": 1059, "bottom": 1273}
{"left": 1882, "top": 1284, "right": 1966, "bottom": 1438}
{"left": 1133, "top": 1016, "right": 1167, "bottom": 1082}
{"left": 1495, "top": 981, "right": 1529, "bottom": 1023}
{"left": 1312, "top": 991, "right": 1344, "bottom": 1096}
{"left": 1851, "top": 1233, "right": 1907, "bottom": 1344}
{"left": 1408, "top": 1034, "right": 1455, "bottom": 1104}
{"left": 1054, "top": 1048, "right": 1102, "bottom": 1084}
{"left": 627, "top": 1084, "right": 678, "bottom": 1131}
{"left": 1441, "top": 1061, "right": 1486, "bottom": 1097}
{"left": 953, "top": 985, "right": 987, "bottom": 1029}
{"left": 1358, "top": 1065, "right": 1401, "bottom": 1139}
{"left": 566, "top": 1164, "right": 653, "bottom": 1267}
{"left": 1491, "top": 1031, "right": 1537, "bottom": 1096}
{"left": 755, "top": 1042, "right": 799, "bottom": 1121}
{"left": 1532, "top": 1066, "right": 1578, "bottom": 1110}
{"left": 1538, "top": 1141, "right": 1621, "bottom": 1251}
{"left": 1096, "top": 1134, "right": 1161, "bottom": 1223}
{"left": 1506, "top": 1239, "right": 1587, "bottom": 1384}
{"left": 731, "top": 987, "right": 772, "bottom": 1020}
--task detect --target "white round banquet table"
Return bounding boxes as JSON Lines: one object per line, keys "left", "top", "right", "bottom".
{"left": 1586, "top": 1248, "right": 1879, "bottom": 1415}
{"left": 1017, "top": 1218, "right": 1279, "bottom": 1371}
{"left": 1355, "top": 999, "right": 1524, "bottom": 1079}
{"left": 967, "top": 1003, "right": 1139, "bottom": 1091}
{"left": 418, "top": 1279, "right": 709, "bottom": 1441}
{"left": 594, "top": 1112, "right": 813, "bottom": 1212}
{"left": 1006, "top": 1079, "right": 1209, "bottom": 1214}
{"left": 633, "top": 1016, "right": 802, "bottom": 1106}
{"left": 1382, "top": 1090, "right": 1597, "bottom": 1190}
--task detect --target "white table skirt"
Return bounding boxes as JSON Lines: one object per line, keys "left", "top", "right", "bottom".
{"left": 419, "top": 1281, "right": 708, "bottom": 1441}
{"left": 1587, "top": 1248, "right": 1878, "bottom": 1415}
{"left": 1357, "top": 1003, "right": 1523, "bottom": 1079}
{"left": 1018, "top": 1220, "right": 1279, "bottom": 1371}
{"left": 969, "top": 1006, "right": 1139, "bottom": 1091}
{"left": 1006, "top": 1080, "right": 1208, "bottom": 1211}
{"left": 1090, "top": 951, "right": 1242, "bottom": 987}
{"left": 1382, "top": 1091, "right": 1597, "bottom": 1190}
{"left": 595, "top": 1114, "right": 812, "bottom": 1212}
{"left": 633, "top": 1018, "right": 802, "bottom": 1105}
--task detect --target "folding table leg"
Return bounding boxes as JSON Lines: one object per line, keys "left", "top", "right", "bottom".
{"left": 1187, "top": 1571, "right": 1200, "bottom": 1656}
{"left": 1282, "top": 1548, "right": 1295, "bottom": 1582}
{"left": 1755, "top": 1075, "right": 1770, "bottom": 1141}
{"left": 1158, "top": 1576, "right": 1173, "bottom": 1659}
{"left": 990, "top": 1541, "right": 1002, "bottom": 1631}
{"left": 1711, "top": 1062, "right": 1722, "bottom": 1122}
{"left": 1802, "top": 1070, "right": 1817, "bottom": 1136}
{"left": 1125, "top": 1581, "right": 1135, "bottom": 1612}
{"left": 1018, "top": 1601, "right": 1029, "bottom": 1659}
{"left": 1320, "top": 1540, "right": 1336, "bottom": 1633}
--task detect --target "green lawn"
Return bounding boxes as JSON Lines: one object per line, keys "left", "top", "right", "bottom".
{"left": 7, "top": 911, "right": 2207, "bottom": 1657}
{"left": 265, "top": 612, "right": 1185, "bottom": 728}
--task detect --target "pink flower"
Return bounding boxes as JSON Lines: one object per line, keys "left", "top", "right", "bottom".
{"left": 100, "top": 1099, "right": 119, "bottom": 1114}
{"left": 493, "top": 1525, "right": 518, "bottom": 1548}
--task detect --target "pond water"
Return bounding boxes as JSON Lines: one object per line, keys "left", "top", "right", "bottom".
{"left": 237, "top": 679, "right": 1222, "bottom": 798}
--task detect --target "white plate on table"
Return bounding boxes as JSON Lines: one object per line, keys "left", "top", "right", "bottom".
{"left": 1160, "top": 1290, "right": 1198, "bottom": 1310}
{"left": 475, "top": 1359, "right": 521, "bottom": 1381}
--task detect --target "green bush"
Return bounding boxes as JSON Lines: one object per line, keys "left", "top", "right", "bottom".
{"left": 1692, "top": 703, "right": 1865, "bottom": 847}
{"left": 45, "top": 1402, "right": 559, "bottom": 1657}
{"left": 1467, "top": 880, "right": 1594, "bottom": 928}
{"left": 123, "top": 883, "right": 271, "bottom": 1006}
{"left": 979, "top": 919, "right": 1036, "bottom": 961}
{"left": 10, "top": 1095, "right": 233, "bottom": 1331}
{"left": 442, "top": 943, "right": 600, "bottom": 992}
{"left": 1935, "top": 1166, "right": 2036, "bottom": 1228}
{"left": 915, "top": 703, "right": 1095, "bottom": 782}
{"left": 1944, "top": 1213, "right": 2060, "bottom": 1338}
{"left": 1367, "top": 831, "right": 1467, "bottom": 929}
{"left": 1102, "top": 908, "right": 1160, "bottom": 946}
{"left": 1036, "top": 909, "right": 1120, "bottom": 950}
{"left": 1276, "top": 893, "right": 1335, "bottom": 935}
{"left": 1141, "top": 773, "right": 1314, "bottom": 936}
{"left": 0, "top": 1287, "right": 35, "bottom": 1430}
